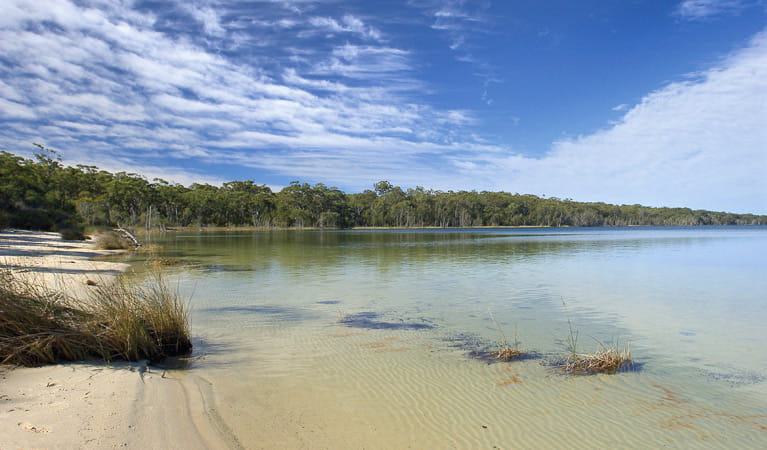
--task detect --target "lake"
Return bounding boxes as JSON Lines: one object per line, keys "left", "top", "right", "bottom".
{"left": 132, "top": 227, "right": 767, "bottom": 448}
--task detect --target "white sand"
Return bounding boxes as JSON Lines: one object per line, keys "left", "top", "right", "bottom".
{"left": 0, "top": 230, "right": 226, "bottom": 449}
{"left": 0, "top": 229, "right": 130, "bottom": 299}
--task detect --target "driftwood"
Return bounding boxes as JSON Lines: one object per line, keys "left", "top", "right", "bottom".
{"left": 114, "top": 228, "right": 141, "bottom": 249}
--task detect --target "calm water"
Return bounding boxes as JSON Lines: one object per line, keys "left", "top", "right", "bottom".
{"left": 136, "top": 227, "right": 767, "bottom": 448}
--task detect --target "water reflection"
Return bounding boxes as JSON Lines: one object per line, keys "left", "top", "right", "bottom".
{"left": 198, "top": 304, "right": 322, "bottom": 322}
{"left": 157, "top": 228, "right": 745, "bottom": 277}
{"left": 151, "top": 227, "right": 767, "bottom": 386}
{"left": 130, "top": 227, "right": 767, "bottom": 447}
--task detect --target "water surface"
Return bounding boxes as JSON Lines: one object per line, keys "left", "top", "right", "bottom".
{"left": 139, "top": 227, "right": 767, "bottom": 448}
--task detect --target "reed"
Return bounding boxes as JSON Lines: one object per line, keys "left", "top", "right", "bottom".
{"left": 0, "top": 267, "right": 191, "bottom": 366}
{"left": 489, "top": 311, "right": 525, "bottom": 361}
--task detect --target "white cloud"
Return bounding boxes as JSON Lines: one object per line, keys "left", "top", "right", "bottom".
{"left": 312, "top": 44, "right": 415, "bottom": 85}
{"left": 308, "top": 14, "right": 382, "bottom": 40}
{"left": 185, "top": 4, "right": 226, "bottom": 37}
{"left": 0, "top": 98, "right": 37, "bottom": 119}
{"left": 413, "top": 0, "right": 498, "bottom": 104}
{"left": 0, "top": 0, "right": 486, "bottom": 188}
{"left": 470, "top": 30, "right": 767, "bottom": 214}
{"left": 675, "top": 0, "right": 755, "bottom": 20}
{"left": 88, "top": 157, "right": 228, "bottom": 187}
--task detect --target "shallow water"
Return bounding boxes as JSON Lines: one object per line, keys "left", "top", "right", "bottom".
{"left": 139, "top": 227, "right": 767, "bottom": 448}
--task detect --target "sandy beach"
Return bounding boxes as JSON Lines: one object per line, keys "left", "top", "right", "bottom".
{"left": 0, "top": 230, "right": 225, "bottom": 449}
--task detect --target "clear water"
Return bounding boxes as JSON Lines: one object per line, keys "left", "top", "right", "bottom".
{"left": 135, "top": 227, "right": 767, "bottom": 447}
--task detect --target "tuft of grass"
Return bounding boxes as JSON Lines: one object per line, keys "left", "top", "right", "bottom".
{"left": 558, "top": 298, "right": 631, "bottom": 374}
{"left": 489, "top": 311, "right": 525, "bottom": 361}
{"left": 92, "top": 230, "right": 137, "bottom": 250}
{"left": 84, "top": 272, "right": 192, "bottom": 361}
{"left": 495, "top": 345, "right": 525, "bottom": 361}
{"left": 559, "top": 342, "right": 632, "bottom": 375}
{"left": 0, "top": 268, "right": 191, "bottom": 366}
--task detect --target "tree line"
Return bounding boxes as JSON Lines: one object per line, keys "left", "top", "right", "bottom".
{"left": 2, "top": 148, "right": 765, "bottom": 232}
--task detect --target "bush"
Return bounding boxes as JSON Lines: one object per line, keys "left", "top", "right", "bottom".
{"left": 0, "top": 210, "right": 10, "bottom": 230}
{"left": 11, "top": 207, "right": 51, "bottom": 230}
{"left": 92, "top": 230, "right": 136, "bottom": 250}
{"left": 59, "top": 228, "right": 86, "bottom": 241}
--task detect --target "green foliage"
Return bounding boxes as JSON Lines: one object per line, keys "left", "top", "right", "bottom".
{"left": 1, "top": 149, "right": 766, "bottom": 231}
{"left": 0, "top": 148, "right": 82, "bottom": 231}
{"left": 0, "top": 210, "right": 10, "bottom": 230}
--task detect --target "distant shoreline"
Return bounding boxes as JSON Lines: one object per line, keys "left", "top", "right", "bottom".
{"left": 130, "top": 223, "right": 766, "bottom": 233}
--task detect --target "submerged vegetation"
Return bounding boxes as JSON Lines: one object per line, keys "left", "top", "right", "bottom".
{"left": 339, "top": 311, "right": 435, "bottom": 330}
{"left": 341, "top": 308, "right": 631, "bottom": 375}
{"left": 2, "top": 147, "right": 766, "bottom": 232}
{"left": 0, "top": 268, "right": 191, "bottom": 366}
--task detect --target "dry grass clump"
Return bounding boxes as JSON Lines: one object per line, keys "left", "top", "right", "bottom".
{"left": 489, "top": 311, "right": 525, "bottom": 361}
{"left": 0, "top": 271, "right": 91, "bottom": 365}
{"left": 92, "top": 229, "right": 137, "bottom": 250}
{"left": 495, "top": 346, "right": 525, "bottom": 361}
{"left": 560, "top": 344, "right": 632, "bottom": 375}
{"left": 85, "top": 273, "right": 192, "bottom": 361}
{"left": 557, "top": 306, "right": 632, "bottom": 375}
{"left": 0, "top": 268, "right": 191, "bottom": 366}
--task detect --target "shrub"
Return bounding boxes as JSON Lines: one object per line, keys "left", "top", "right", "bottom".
{"left": 0, "top": 210, "right": 10, "bottom": 230}
{"left": 59, "top": 228, "right": 86, "bottom": 241}
{"left": 92, "top": 230, "right": 136, "bottom": 250}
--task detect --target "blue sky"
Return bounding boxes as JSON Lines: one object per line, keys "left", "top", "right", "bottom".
{"left": 1, "top": 0, "right": 766, "bottom": 214}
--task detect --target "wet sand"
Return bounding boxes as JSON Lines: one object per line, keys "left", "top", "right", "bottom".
{"left": 0, "top": 230, "right": 225, "bottom": 449}
{"left": 183, "top": 316, "right": 767, "bottom": 449}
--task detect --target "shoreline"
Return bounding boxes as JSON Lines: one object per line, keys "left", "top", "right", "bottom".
{"left": 133, "top": 224, "right": 558, "bottom": 232}
{"left": 130, "top": 223, "right": 765, "bottom": 235}
{"left": 0, "top": 230, "right": 224, "bottom": 449}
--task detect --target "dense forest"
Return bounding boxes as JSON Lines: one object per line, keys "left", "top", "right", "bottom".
{"left": 2, "top": 147, "right": 766, "bottom": 232}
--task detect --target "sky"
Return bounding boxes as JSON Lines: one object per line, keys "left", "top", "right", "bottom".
{"left": 1, "top": 0, "right": 766, "bottom": 214}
